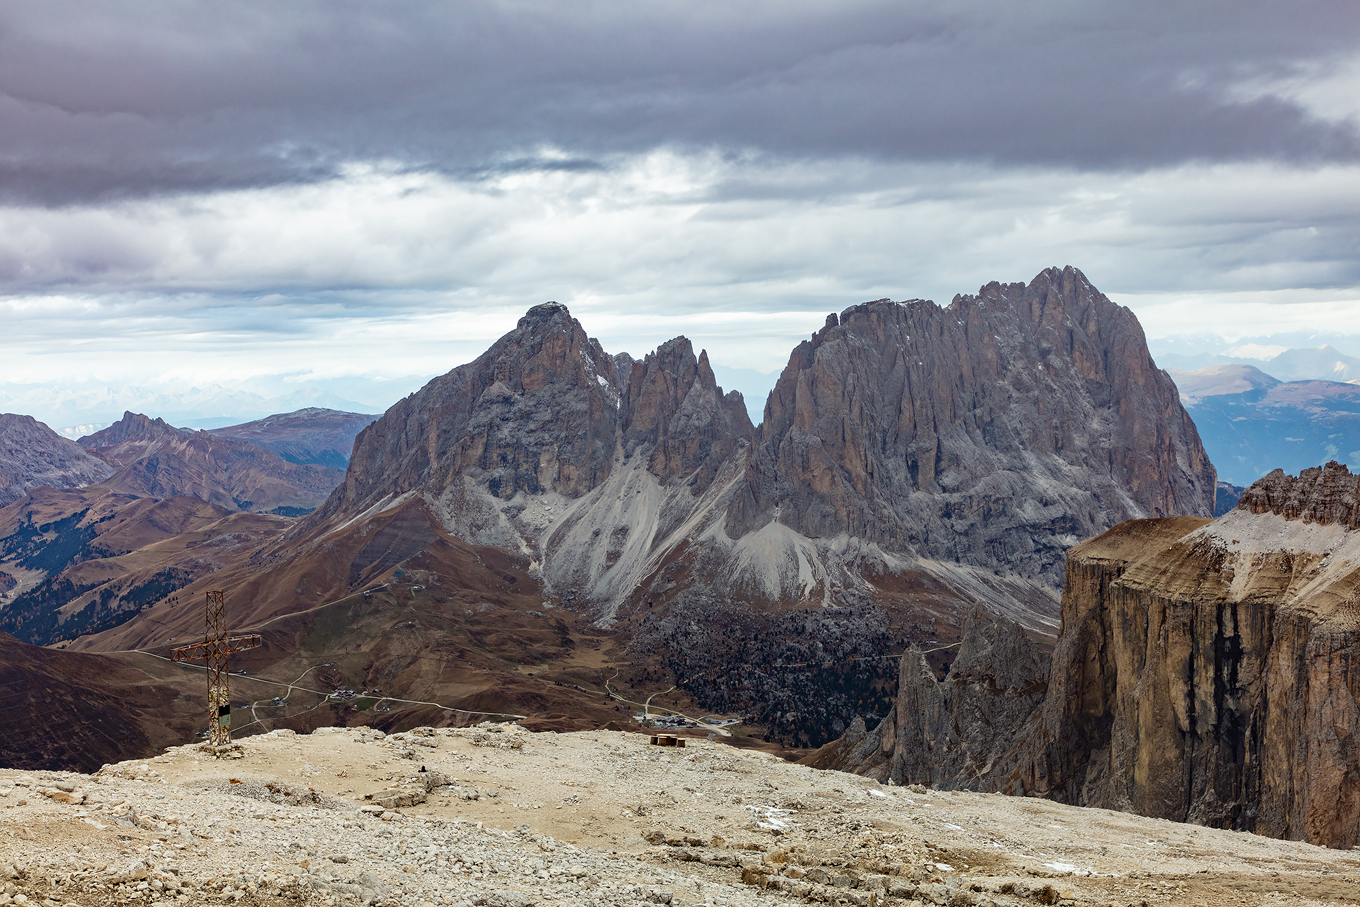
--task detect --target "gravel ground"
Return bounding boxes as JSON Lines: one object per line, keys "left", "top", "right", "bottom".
{"left": 1, "top": 724, "right": 1358, "bottom": 907}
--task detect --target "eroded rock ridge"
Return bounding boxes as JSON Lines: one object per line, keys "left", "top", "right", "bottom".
{"left": 831, "top": 461, "right": 1360, "bottom": 849}
{"left": 302, "top": 268, "right": 1213, "bottom": 626}
{"left": 730, "top": 266, "right": 1215, "bottom": 586}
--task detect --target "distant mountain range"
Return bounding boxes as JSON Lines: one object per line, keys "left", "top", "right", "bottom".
{"left": 209, "top": 408, "right": 379, "bottom": 471}
{"left": 1167, "top": 364, "right": 1360, "bottom": 487}
{"left": 0, "top": 375, "right": 425, "bottom": 439}
{"left": 48, "top": 267, "right": 1213, "bottom": 753}
{"left": 78, "top": 412, "right": 347, "bottom": 515}
{"left": 0, "top": 407, "right": 378, "bottom": 647}
{"left": 1149, "top": 332, "right": 1360, "bottom": 381}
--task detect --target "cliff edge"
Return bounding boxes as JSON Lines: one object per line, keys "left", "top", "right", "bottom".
{"left": 829, "top": 461, "right": 1360, "bottom": 849}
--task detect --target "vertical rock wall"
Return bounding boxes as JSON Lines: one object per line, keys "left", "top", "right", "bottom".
{"left": 830, "top": 463, "right": 1360, "bottom": 849}
{"left": 730, "top": 266, "right": 1216, "bottom": 586}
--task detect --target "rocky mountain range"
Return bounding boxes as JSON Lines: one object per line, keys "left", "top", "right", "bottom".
{"left": 1168, "top": 363, "right": 1360, "bottom": 487}
{"left": 1266, "top": 344, "right": 1360, "bottom": 382}
{"left": 306, "top": 267, "right": 1211, "bottom": 625}
{"left": 0, "top": 377, "right": 413, "bottom": 438}
{"left": 0, "top": 414, "right": 113, "bottom": 507}
{"left": 45, "top": 266, "right": 1216, "bottom": 752}
{"left": 0, "top": 408, "right": 369, "bottom": 648}
{"left": 209, "top": 408, "right": 379, "bottom": 469}
{"left": 822, "top": 460, "right": 1360, "bottom": 849}
{"left": 1150, "top": 334, "right": 1360, "bottom": 381}
{"left": 79, "top": 411, "right": 345, "bottom": 515}
{"left": 7, "top": 265, "right": 1360, "bottom": 863}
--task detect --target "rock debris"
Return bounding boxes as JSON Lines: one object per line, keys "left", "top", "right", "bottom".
{"left": 1, "top": 723, "right": 1357, "bottom": 907}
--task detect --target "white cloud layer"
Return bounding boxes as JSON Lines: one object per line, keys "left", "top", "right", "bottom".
{"left": 2, "top": 153, "right": 1359, "bottom": 382}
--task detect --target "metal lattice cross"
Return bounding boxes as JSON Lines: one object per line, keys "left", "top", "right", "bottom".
{"left": 172, "top": 590, "right": 261, "bottom": 749}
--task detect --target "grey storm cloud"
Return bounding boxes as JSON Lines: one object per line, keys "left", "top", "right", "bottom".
{"left": 1, "top": 0, "right": 1358, "bottom": 205}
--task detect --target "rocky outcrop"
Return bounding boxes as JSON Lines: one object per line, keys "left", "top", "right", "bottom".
{"left": 807, "top": 606, "right": 1050, "bottom": 785}
{"left": 730, "top": 266, "right": 1216, "bottom": 586}
{"left": 304, "top": 303, "right": 754, "bottom": 620}
{"left": 1238, "top": 460, "right": 1360, "bottom": 526}
{"left": 0, "top": 414, "right": 114, "bottom": 507}
{"left": 320, "top": 304, "right": 751, "bottom": 522}
{"left": 301, "top": 268, "right": 1211, "bottom": 626}
{"left": 833, "top": 462, "right": 1360, "bottom": 849}
{"left": 621, "top": 338, "right": 751, "bottom": 485}
{"left": 81, "top": 412, "right": 344, "bottom": 514}
{"left": 210, "top": 408, "right": 379, "bottom": 470}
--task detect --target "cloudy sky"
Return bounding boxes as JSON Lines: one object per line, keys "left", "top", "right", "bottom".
{"left": 2, "top": 0, "right": 1359, "bottom": 396}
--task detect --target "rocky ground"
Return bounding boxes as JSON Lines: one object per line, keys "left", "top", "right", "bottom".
{"left": 1, "top": 725, "right": 1358, "bottom": 907}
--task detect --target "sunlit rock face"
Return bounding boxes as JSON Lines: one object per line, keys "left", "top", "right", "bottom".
{"left": 828, "top": 462, "right": 1360, "bottom": 849}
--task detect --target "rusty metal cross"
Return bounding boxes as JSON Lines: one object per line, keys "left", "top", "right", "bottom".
{"left": 171, "top": 590, "right": 261, "bottom": 749}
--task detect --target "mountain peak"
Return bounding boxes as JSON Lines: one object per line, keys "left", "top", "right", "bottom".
{"left": 78, "top": 411, "right": 182, "bottom": 449}
{"left": 0, "top": 413, "right": 114, "bottom": 506}
{"left": 735, "top": 266, "right": 1213, "bottom": 585}
{"left": 517, "top": 301, "right": 575, "bottom": 331}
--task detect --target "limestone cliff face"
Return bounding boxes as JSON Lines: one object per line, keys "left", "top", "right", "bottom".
{"left": 1041, "top": 461, "right": 1360, "bottom": 849}
{"left": 730, "top": 266, "right": 1216, "bottom": 585}
{"left": 832, "top": 462, "right": 1360, "bottom": 849}
{"left": 621, "top": 338, "right": 751, "bottom": 486}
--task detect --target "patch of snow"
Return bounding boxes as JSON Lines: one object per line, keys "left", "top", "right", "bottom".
{"left": 748, "top": 805, "right": 795, "bottom": 832}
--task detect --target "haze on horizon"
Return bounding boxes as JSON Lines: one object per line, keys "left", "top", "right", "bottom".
{"left": 2, "top": 1, "right": 1359, "bottom": 407}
